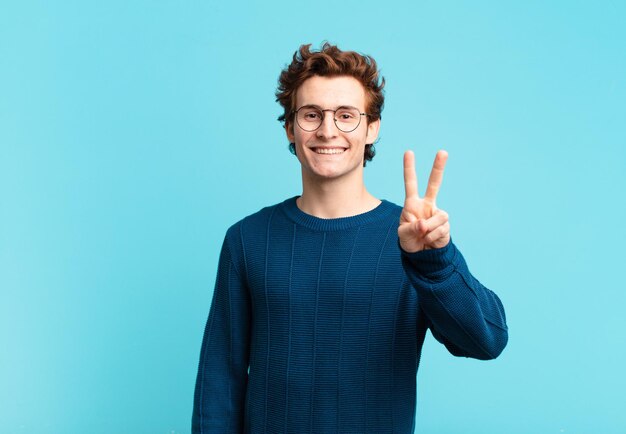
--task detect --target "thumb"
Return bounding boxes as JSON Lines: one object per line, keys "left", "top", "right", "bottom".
{"left": 416, "top": 219, "right": 428, "bottom": 236}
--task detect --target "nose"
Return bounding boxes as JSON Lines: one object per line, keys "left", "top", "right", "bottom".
{"left": 316, "top": 111, "right": 339, "bottom": 139}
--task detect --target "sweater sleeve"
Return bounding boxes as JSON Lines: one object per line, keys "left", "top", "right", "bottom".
{"left": 192, "top": 231, "right": 251, "bottom": 433}
{"left": 401, "top": 240, "right": 508, "bottom": 360}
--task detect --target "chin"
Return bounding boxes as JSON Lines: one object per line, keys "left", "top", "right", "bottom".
{"left": 309, "top": 163, "right": 363, "bottom": 181}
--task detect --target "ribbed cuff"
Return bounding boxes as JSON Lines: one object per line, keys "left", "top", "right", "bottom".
{"left": 400, "top": 239, "right": 457, "bottom": 276}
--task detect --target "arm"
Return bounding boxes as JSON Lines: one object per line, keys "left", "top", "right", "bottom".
{"left": 192, "top": 230, "right": 251, "bottom": 433}
{"left": 398, "top": 150, "right": 507, "bottom": 359}
{"left": 401, "top": 240, "right": 508, "bottom": 359}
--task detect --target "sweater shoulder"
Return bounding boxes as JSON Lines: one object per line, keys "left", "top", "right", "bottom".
{"left": 225, "top": 200, "right": 285, "bottom": 239}
{"left": 219, "top": 200, "right": 285, "bottom": 279}
{"left": 384, "top": 200, "right": 403, "bottom": 217}
{"left": 222, "top": 199, "right": 288, "bottom": 259}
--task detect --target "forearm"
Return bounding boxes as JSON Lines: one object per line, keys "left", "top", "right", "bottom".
{"left": 401, "top": 240, "right": 508, "bottom": 360}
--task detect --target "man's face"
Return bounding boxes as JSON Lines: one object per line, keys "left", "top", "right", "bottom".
{"left": 287, "top": 75, "right": 380, "bottom": 182}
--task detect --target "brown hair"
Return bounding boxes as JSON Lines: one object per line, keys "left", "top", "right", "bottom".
{"left": 276, "top": 42, "right": 385, "bottom": 165}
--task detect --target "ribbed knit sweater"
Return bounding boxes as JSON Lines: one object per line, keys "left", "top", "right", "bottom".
{"left": 192, "top": 197, "right": 508, "bottom": 434}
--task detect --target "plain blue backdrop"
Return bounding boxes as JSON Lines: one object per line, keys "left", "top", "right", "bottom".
{"left": 1, "top": 1, "right": 625, "bottom": 433}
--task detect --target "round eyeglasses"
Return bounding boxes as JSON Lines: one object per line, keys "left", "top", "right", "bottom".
{"left": 294, "top": 106, "right": 369, "bottom": 133}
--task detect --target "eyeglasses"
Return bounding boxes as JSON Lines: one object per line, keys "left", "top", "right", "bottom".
{"left": 294, "top": 105, "right": 369, "bottom": 133}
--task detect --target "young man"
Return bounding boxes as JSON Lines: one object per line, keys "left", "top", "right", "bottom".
{"left": 192, "top": 43, "right": 508, "bottom": 434}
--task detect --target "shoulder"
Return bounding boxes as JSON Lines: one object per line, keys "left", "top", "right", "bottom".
{"left": 381, "top": 199, "right": 402, "bottom": 217}
{"left": 219, "top": 198, "right": 292, "bottom": 277}
{"left": 374, "top": 199, "right": 403, "bottom": 226}
{"left": 226, "top": 198, "right": 291, "bottom": 236}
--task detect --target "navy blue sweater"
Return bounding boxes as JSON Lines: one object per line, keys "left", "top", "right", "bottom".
{"left": 193, "top": 197, "right": 508, "bottom": 433}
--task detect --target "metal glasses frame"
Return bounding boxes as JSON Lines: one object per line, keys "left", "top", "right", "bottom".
{"left": 294, "top": 106, "right": 369, "bottom": 133}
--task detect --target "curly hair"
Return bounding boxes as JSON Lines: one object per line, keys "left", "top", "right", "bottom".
{"left": 276, "top": 42, "right": 385, "bottom": 166}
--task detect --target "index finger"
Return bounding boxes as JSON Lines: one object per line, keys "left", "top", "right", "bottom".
{"left": 403, "top": 150, "right": 419, "bottom": 199}
{"left": 424, "top": 150, "right": 448, "bottom": 202}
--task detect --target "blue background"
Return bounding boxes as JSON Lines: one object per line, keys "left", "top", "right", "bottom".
{"left": 1, "top": 1, "right": 625, "bottom": 433}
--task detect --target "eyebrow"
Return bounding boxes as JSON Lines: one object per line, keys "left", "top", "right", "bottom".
{"left": 298, "top": 104, "right": 361, "bottom": 111}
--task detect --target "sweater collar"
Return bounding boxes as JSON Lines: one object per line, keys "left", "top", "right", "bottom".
{"left": 279, "top": 196, "right": 397, "bottom": 232}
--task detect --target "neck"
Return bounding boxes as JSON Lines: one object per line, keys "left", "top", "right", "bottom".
{"left": 297, "top": 170, "right": 380, "bottom": 219}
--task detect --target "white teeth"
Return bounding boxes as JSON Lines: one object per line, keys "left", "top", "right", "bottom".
{"left": 314, "top": 148, "right": 345, "bottom": 154}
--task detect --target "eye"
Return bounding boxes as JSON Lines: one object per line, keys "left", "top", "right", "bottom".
{"left": 336, "top": 109, "right": 358, "bottom": 120}
{"left": 302, "top": 110, "right": 322, "bottom": 120}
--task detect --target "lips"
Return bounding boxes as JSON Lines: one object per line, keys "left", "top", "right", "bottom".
{"left": 311, "top": 147, "right": 347, "bottom": 154}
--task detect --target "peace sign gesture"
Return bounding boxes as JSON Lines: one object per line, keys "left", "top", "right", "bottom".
{"left": 398, "top": 150, "right": 451, "bottom": 253}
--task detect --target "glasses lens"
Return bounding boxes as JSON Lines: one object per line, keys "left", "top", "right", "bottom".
{"left": 296, "top": 108, "right": 323, "bottom": 131}
{"left": 334, "top": 108, "right": 361, "bottom": 132}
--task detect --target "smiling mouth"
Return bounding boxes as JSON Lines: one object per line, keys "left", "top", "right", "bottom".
{"left": 312, "top": 147, "right": 346, "bottom": 155}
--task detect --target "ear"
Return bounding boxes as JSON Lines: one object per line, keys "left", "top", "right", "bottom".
{"left": 365, "top": 118, "right": 380, "bottom": 144}
{"left": 285, "top": 120, "right": 295, "bottom": 143}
